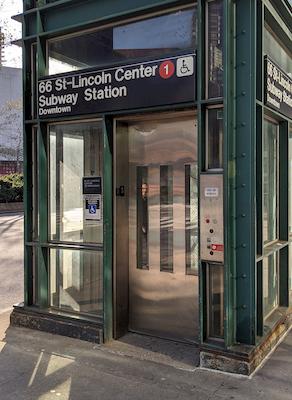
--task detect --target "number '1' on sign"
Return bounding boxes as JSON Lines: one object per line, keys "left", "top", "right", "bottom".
{"left": 159, "top": 60, "right": 175, "bottom": 79}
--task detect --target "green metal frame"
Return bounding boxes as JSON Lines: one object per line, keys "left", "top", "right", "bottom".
{"left": 197, "top": 0, "right": 205, "bottom": 344}
{"left": 37, "top": 122, "right": 49, "bottom": 307}
{"left": 279, "top": 121, "right": 289, "bottom": 307}
{"left": 22, "top": 0, "right": 203, "bottom": 342}
{"left": 223, "top": 0, "right": 236, "bottom": 347}
{"left": 234, "top": 0, "right": 257, "bottom": 345}
{"left": 233, "top": 0, "right": 291, "bottom": 346}
{"left": 21, "top": 0, "right": 291, "bottom": 349}
{"left": 22, "top": 38, "right": 33, "bottom": 306}
{"left": 103, "top": 117, "right": 113, "bottom": 342}
{"left": 256, "top": 0, "right": 291, "bottom": 338}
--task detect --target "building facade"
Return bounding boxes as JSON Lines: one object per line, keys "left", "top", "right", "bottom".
{"left": 12, "top": 0, "right": 292, "bottom": 375}
{"left": 0, "top": 66, "right": 23, "bottom": 175}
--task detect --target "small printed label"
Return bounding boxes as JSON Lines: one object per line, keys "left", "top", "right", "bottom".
{"left": 83, "top": 176, "right": 102, "bottom": 195}
{"left": 204, "top": 187, "right": 219, "bottom": 197}
{"left": 84, "top": 194, "right": 102, "bottom": 221}
{"left": 211, "top": 244, "right": 224, "bottom": 252}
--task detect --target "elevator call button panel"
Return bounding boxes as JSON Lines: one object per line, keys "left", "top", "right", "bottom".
{"left": 200, "top": 174, "right": 224, "bottom": 263}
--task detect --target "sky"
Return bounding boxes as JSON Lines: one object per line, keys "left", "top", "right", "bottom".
{"left": 0, "top": 0, "right": 23, "bottom": 68}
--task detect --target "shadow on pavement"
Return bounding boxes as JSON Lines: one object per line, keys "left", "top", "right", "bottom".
{"left": 0, "top": 309, "right": 291, "bottom": 400}
{"left": 0, "top": 213, "right": 23, "bottom": 236}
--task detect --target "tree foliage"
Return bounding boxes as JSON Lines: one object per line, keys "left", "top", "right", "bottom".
{"left": 0, "top": 0, "right": 22, "bottom": 67}
{"left": 0, "top": 173, "right": 23, "bottom": 203}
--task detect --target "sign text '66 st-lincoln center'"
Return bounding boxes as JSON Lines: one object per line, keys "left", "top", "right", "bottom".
{"left": 38, "top": 54, "right": 196, "bottom": 118}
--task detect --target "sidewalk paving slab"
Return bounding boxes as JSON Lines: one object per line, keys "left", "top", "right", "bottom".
{"left": 0, "top": 311, "right": 291, "bottom": 400}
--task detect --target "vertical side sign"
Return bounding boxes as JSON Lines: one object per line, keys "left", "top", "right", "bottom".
{"left": 265, "top": 56, "right": 292, "bottom": 119}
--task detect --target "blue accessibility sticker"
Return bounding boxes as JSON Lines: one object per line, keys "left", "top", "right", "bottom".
{"left": 88, "top": 204, "right": 97, "bottom": 214}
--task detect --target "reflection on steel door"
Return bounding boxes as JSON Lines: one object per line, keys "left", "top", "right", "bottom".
{"left": 116, "top": 113, "right": 199, "bottom": 342}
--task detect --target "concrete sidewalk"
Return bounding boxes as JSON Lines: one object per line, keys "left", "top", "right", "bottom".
{"left": 0, "top": 311, "right": 291, "bottom": 400}
{"left": 0, "top": 213, "right": 291, "bottom": 399}
{"left": 0, "top": 212, "right": 24, "bottom": 313}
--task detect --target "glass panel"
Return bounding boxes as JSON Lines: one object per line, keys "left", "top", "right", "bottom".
{"left": 31, "top": 43, "right": 37, "bottom": 118}
{"left": 208, "top": 263, "right": 224, "bottom": 338}
{"left": 263, "top": 253, "right": 278, "bottom": 318}
{"left": 117, "top": 115, "right": 198, "bottom": 276}
{"left": 50, "top": 248, "right": 103, "bottom": 315}
{"left": 32, "top": 246, "right": 38, "bottom": 305}
{"left": 185, "top": 164, "right": 199, "bottom": 274}
{"left": 48, "top": 7, "right": 197, "bottom": 74}
{"left": 137, "top": 166, "right": 149, "bottom": 270}
{"left": 263, "top": 120, "right": 278, "bottom": 245}
{"left": 24, "top": 1, "right": 36, "bottom": 10}
{"left": 289, "top": 125, "right": 292, "bottom": 294}
{"left": 207, "top": 0, "right": 224, "bottom": 98}
{"left": 290, "top": 244, "right": 292, "bottom": 293}
{"left": 289, "top": 125, "right": 292, "bottom": 237}
{"left": 207, "top": 108, "right": 223, "bottom": 169}
{"left": 32, "top": 127, "right": 38, "bottom": 240}
{"left": 160, "top": 165, "right": 173, "bottom": 272}
{"left": 49, "top": 121, "right": 103, "bottom": 243}
{"left": 264, "top": 26, "right": 292, "bottom": 73}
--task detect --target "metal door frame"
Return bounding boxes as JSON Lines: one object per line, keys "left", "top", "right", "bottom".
{"left": 113, "top": 109, "right": 198, "bottom": 340}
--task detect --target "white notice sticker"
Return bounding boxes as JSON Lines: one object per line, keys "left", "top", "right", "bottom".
{"left": 84, "top": 194, "right": 102, "bottom": 221}
{"left": 204, "top": 187, "right": 219, "bottom": 198}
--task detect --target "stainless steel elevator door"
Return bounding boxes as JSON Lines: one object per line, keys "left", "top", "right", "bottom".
{"left": 115, "top": 113, "right": 199, "bottom": 343}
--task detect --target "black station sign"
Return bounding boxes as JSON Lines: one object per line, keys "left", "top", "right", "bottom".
{"left": 38, "top": 54, "right": 196, "bottom": 118}
{"left": 265, "top": 56, "right": 292, "bottom": 119}
{"left": 82, "top": 176, "right": 102, "bottom": 195}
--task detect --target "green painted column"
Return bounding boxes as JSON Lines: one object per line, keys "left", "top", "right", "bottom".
{"left": 37, "top": 122, "right": 49, "bottom": 308}
{"left": 197, "top": 0, "right": 205, "bottom": 344}
{"left": 23, "top": 0, "right": 32, "bottom": 11}
{"left": 103, "top": 117, "right": 113, "bottom": 342}
{"left": 223, "top": 0, "right": 236, "bottom": 347}
{"left": 23, "top": 37, "right": 34, "bottom": 306}
{"left": 279, "top": 121, "right": 289, "bottom": 307}
{"left": 36, "top": 10, "right": 49, "bottom": 308}
{"left": 234, "top": 0, "right": 257, "bottom": 345}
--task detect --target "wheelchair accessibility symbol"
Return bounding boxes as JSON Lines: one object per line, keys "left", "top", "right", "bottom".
{"left": 176, "top": 56, "right": 194, "bottom": 77}
{"left": 88, "top": 204, "right": 97, "bottom": 214}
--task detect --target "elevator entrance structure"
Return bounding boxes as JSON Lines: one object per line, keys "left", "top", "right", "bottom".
{"left": 14, "top": 0, "right": 292, "bottom": 376}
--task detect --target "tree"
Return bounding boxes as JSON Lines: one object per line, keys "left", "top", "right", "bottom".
{"left": 0, "top": 28, "right": 4, "bottom": 66}
{"left": 0, "top": 0, "right": 22, "bottom": 68}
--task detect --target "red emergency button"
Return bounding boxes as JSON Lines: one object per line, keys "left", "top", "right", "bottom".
{"left": 211, "top": 244, "right": 224, "bottom": 252}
